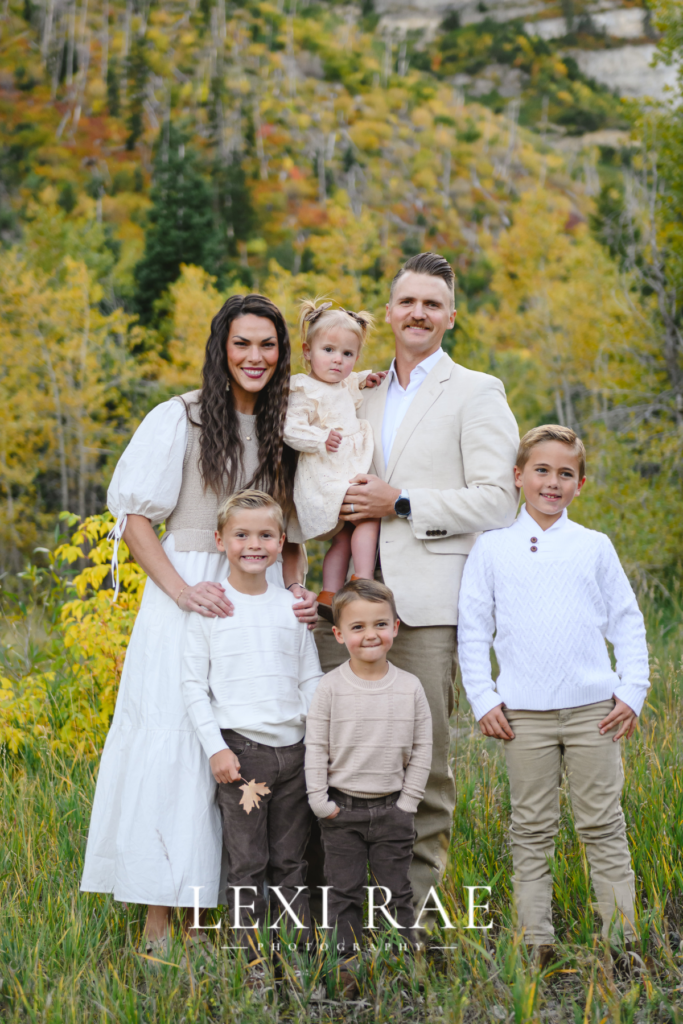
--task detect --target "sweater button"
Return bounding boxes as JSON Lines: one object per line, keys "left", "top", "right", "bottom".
{"left": 530, "top": 536, "right": 538, "bottom": 543}
{"left": 530, "top": 545, "right": 538, "bottom": 552}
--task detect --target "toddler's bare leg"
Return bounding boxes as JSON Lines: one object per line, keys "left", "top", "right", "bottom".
{"left": 350, "top": 519, "right": 380, "bottom": 579}
{"left": 322, "top": 523, "right": 353, "bottom": 593}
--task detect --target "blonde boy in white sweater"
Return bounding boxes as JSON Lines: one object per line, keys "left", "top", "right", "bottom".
{"left": 181, "top": 490, "right": 322, "bottom": 960}
{"left": 305, "top": 579, "right": 432, "bottom": 990}
{"left": 458, "top": 425, "right": 650, "bottom": 968}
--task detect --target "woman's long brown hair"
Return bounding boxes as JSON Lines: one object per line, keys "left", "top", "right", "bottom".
{"left": 198, "top": 294, "right": 296, "bottom": 511}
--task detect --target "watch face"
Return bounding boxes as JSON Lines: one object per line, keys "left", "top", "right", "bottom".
{"left": 395, "top": 498, "right": 411, "bottom": 516}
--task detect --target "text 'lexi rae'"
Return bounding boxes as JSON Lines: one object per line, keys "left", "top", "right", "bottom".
{"left": 189, "top": 884, "right": 495, "bottom": 935}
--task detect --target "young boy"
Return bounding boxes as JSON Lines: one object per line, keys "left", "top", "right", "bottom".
{"left": 457, "top": 425, "right": 650, "bottom": 965}
{"left": 304, "top": 579, "right": 432, "bottom": 991}
{"left": 181, "top": 489, "right": 322, "bottom": 963}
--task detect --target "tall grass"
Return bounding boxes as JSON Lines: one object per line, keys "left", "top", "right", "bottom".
{"left": 1, "top": 603, "right": 682, "bottom": 1021}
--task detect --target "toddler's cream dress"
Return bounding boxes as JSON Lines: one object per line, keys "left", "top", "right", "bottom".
{"left": 284, "top": 371, "right": 373, "bottom": 542}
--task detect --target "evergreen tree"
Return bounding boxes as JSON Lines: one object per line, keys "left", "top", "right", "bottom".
{"left": 133, "top": 126, "right": 215, "bottom": 324}
{"left": 125, "top": 35, "right": 149, "bottom": 150}
{"left": 203, "top": 157, "right": 257, "bottom": 285}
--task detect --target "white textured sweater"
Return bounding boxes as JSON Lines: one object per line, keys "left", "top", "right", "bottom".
{"left": 181, "top": 581, "right": 322, "bottom": 758}
{"left": 457, "top": 506, "right": 650, "bottom": 720}
{"left": 304, "top": 661, "right": 432, "bottom": 818}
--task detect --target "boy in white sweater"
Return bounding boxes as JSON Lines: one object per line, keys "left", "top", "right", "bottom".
{"left": 458, "top": 425, "right": 650, "bottom": 967}
{"left": 304, "top": 579, "right": 432, "bottom": 990}
{"left": 181, "top": 490, "right": 322, "bottom": 960}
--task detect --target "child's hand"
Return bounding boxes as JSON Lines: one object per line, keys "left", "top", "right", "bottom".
{"left": 325, "top": 805, "right": 340, "bottom": 819}
{"left": 326, "top": 429, "right": 343, "bottom": 453}
{"left": 210, "top": 748, "right": 242, "bottom": 784}
{"left": 479, "top": 704, "right": 515, "bottom": 740}
{"left": 599, "top": 698, "right": 638, "bottom": 741}
{"left": 363, "top": 371, "right": 387, "bottom": 389}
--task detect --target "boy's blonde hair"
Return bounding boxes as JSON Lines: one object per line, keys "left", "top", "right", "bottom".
{"left": 332, "top": 578, "right": 398, "bottom": 627}
{"left": 299, "top": 297, "right": 374, "bottom": 354}
{"left": 516, "top": 425, "right": 586, "bottom": 479}
{"left": 216, "top": 489, "right": 284, "bottom": 534}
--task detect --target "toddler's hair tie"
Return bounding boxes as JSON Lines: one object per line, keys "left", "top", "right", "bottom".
{"left": 338, "top": 307, "right": 369, "bottom": 330}
{"left": 303, "top": 302, "right": 333, "bottom": 324}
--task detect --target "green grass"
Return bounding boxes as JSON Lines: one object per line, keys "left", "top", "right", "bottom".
{"left": 1, "top": 609, "right": 682, "bottom": 1021}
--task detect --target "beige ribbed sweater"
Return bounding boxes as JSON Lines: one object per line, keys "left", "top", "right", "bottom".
{"left": 304, "top": 660, "right": 432, "bottom": 818}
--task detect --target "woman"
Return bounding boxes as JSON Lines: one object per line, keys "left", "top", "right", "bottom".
{"left": 80, "top": 295, "right": 317, "bottom": 947}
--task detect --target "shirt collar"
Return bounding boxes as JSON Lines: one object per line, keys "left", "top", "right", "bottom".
{"left": 517, "top": 503, "right": 569, "bottom": 534}
{"left": 387, "top": 347, "right": 445, "bottom": 388}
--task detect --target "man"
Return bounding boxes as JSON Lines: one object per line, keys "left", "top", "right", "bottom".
{"left": 313, "top": 251, "right": 520, "bottom": 926}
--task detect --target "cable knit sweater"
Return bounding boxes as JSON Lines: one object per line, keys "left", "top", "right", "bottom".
{"left": 304, "top": 660, "right": 432, "bottom": 819}
{"left": 457, "top": 505, "right": 650, "bottom": 721}
{"left": 181, "top": 581, "right": 322, "bottom": 758}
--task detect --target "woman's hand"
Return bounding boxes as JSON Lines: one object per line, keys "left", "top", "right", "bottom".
{"left": 178, "top": 581, "right": 235, "bottom": 618}
{"left": 288, "top": 583, "right": 318, "bottom": 630}
{"left": 326, "top": 429, "right": 343, "bottom": 453}
{"left": 209, "top": 748, "right": 241, "bottom": 784}
{"left": 325, "top": 805, "right": 340, "bottom": 820}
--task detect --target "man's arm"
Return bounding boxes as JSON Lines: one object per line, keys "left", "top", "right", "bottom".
{"left": 340, "top": 377, "right": 519, "bottom": 529}
{"left": 408, "top": 379, "right": 519, "bottom": 538}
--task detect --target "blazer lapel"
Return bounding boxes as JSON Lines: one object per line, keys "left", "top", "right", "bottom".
{"left": 363, "top": 378, "right": 388, "bottom": 477}
{"left": 385, "top": 354, "right": 454, "bottom": 482}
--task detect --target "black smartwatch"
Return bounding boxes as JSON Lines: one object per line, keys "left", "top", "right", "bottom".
{"left": 394, "top": 495, "right": 411, "bottom": 518}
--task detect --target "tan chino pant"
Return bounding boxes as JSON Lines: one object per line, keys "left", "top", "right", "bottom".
{"left": 314, "top": 612, "right": 457, "bottom": 923}
{"left": 503, "top": 700, "right": 637, "bottom": 947}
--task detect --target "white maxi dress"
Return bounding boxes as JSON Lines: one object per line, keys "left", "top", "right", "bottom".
{"left": 80, "top": 398, "right": 283, "bottom": 907}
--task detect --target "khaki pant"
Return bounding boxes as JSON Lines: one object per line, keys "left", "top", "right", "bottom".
{"left": 314, "top": 614, "right": 457, "bottom": 923}
{"left": 503, "top": 701, "right": 636, "bottom": 947}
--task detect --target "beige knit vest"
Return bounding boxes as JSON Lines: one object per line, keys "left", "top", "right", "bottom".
{"left": 165, "top": 390, "right": 259, "bottom": 552}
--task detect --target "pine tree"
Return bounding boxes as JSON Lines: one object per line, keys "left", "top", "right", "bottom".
{"left": 133, "top": 126, "right": 215, "bottom": 324}
{"left": 125, "top": 35, "right": 149, "bottom": 151}
{"left": 203, "top": 157, "right": 257, "bottom": 286}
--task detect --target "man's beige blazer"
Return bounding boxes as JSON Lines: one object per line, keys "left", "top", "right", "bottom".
{"left": 359, "top": 352, "right": 519, "bottom": 627}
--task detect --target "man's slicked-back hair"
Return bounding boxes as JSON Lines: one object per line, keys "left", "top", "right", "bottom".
{"left": 389, "top": 252, "right": 456, "bottom": 306}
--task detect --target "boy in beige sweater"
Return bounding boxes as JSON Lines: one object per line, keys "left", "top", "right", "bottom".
{"left": 304, "top": 579, "right": 432, "bottom": 985}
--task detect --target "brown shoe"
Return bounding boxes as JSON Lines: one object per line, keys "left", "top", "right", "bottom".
{"left": 612, "top": 941, "right": 653, "bottom": 977}
{"left": 533, "top": 945, "right": 556, "bottom": 970}
{"left": 317, "top": 590, "right": 335, "bottom": 623}
{"left": 338, "top": 968, "right": 359, "bottom": 999}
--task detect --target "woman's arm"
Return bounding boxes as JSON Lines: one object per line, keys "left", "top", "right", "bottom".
{"left": 124, "top": 514, "right": 234, "bottom": 618}
{"left": 282, "top": 540, "right": 318, "bottom": 629}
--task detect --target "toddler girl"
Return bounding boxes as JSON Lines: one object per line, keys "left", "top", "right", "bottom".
{"left": 284, "top": 299, "right": 385, "bottom": 618}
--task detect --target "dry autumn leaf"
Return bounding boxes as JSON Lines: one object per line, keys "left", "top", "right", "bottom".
{"left": 238, "top": 778, "right": 271, "bottom": 814}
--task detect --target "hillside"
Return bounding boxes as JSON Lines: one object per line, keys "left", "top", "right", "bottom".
{"left": 0, "top": 0, "right": 681, "bottom": 589}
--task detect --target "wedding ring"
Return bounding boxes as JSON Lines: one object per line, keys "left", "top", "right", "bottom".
{"left": 350, "top": 503, "right": 355, "bottom": 514}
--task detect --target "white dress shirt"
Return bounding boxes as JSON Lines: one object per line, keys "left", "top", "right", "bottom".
{"left": 381, "top": 347, "right": 445, "bottom": 467}
{"left": 457, "top": 505, "right": 650, "bottom": 720}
